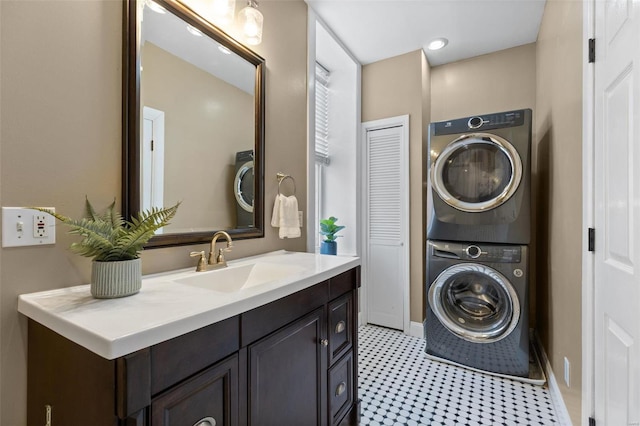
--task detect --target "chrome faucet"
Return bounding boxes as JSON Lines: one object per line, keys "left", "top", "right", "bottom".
{"left": 208, "top": 231, "right": 233, "bottom": 268}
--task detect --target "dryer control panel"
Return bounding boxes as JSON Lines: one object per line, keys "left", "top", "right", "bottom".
{"left": 432, "top": 109, "right": 529, "bottom": 136}
{"left": 431, "top": 241, "right": 522, "bottom": 263}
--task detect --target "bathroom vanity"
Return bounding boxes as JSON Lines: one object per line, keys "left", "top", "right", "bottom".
{"left": 19, "top": 251, "right": 360, "bottom": 426}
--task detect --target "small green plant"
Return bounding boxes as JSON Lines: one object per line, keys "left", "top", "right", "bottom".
{"left": 34, "top": 198, "right": 179, "bottom": 262}
{"left": 319, "top": 216, "right": 345, "bottom": 242}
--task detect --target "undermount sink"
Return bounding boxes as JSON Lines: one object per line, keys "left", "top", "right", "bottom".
{"left": 175, "top": 262, "right": 305, "bottom": 293}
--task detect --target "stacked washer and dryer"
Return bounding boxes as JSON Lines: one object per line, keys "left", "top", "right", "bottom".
{"left": 425, "top": 109, "right": 532, "bottom": 378}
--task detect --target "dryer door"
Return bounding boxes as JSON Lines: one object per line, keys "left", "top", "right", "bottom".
{"left": 234, "top": 160, "right": 254, "bottom": 213}
{"left": 431, "top": 133, "right": 522, "bottom": 212}
{"left": 428, "top": 263, "right": 520, "bottom": 343}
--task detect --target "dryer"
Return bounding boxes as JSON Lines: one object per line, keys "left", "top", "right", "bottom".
{"left": 425, "top": 240, "right": 529, "bottom": 377}
{"left": 427, "top": 109, "right": 531, "bottom": 244}
{"left": 234, "top": 150, "right": 254, "bottom": 228}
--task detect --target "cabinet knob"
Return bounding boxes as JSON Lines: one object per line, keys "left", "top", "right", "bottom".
{"left": 335, "top": 320, "right": 346, "bottom": 334}
{"left": 320, "top": 339, "right": 329, "bottom": 346}
{"left": 335, "top": 381, "right": 347, "bottom": 397}
{"left": 193, "top": 417, "right": 216, "bottom": 426}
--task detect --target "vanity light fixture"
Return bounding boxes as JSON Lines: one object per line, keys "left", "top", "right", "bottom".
{"left": 427, "top": 37, "right": 448, "bottom": 50}
{"left": 187, "top": 24, "right": 204, "bottom": 36}
{"left": 211, "top": 0, "right": 236, "bottom": 25}
{"left": 237, "top": 0, "right": 263, "bottom": 45}
{"left": 146, "top": 0, "right": 167, "bottom": 14}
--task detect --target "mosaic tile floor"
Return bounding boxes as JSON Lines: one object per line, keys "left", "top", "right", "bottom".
{"left": 358, "top": 325, "right": 561, "bottom": 426}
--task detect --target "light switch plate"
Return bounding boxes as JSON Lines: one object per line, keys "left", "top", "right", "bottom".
{"left": 2, "top": 207, "right": 56, "bottom": 247}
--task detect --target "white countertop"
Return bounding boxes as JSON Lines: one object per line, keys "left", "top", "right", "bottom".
{"left": 18, "top": 250, "right": 360, "bottom": 360}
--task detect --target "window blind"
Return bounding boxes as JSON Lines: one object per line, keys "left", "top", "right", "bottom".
{"left": 315, "top": 62, "right": 331, "bottom": 165}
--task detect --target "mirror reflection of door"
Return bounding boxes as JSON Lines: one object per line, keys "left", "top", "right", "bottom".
{"left": 142, "top": 106, "right": 165, "bottom": 220}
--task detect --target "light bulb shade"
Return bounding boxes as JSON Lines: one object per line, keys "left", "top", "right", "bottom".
{"left": 238, "top": 3, "right": 263, "bottom": 45}
{"left": 211, "top": 0, "right": 235, "bottom": 25}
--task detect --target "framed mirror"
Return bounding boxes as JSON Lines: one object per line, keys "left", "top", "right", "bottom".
{"left": 123, "top": 0, "right": 265, "bottom": 248}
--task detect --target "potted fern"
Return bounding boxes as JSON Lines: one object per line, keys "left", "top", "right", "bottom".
{"left": 319, "top": 216, "right": 345, "bottom": 255}
{"left": 34, "top": 198, "right": 179, "bottom": 299}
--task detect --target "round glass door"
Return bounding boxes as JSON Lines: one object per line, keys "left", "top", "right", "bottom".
{"left": 431, "top": 133, "right": 522, "bottom": 212}
{"left": 428, "top": 263, "right": 520, "bottom": 343}
{"left": 234, "top": 161, "right": 254, "bottom": 213}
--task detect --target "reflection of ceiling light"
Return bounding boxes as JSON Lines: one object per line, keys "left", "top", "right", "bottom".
{"left": 428, "top": 38, "right": 448, "bottom": 50}
{"left": 238, "top": 0, "right": 263, "bottom": 45}
{"left": 211, "top": 0, "right": 236, "bottom": 25}
{"left": 146, "top": 0, "right": 167, "bottom": 14}
{"left": 187, "top": 25, "right": 204, "bottom": 37}
{"left": 218, "top": 45, "right": 232, "bottom": 55}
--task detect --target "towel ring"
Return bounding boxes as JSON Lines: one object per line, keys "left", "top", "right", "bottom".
{"left": 276, "top": 173, "right": 296, "bottom": 196}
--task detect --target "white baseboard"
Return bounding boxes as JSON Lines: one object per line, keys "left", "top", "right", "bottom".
{"left": 408, "top": 321, "right": 423, "bottom": 338}
{"left": 534, "top": 333, "right": 573, "bottom": 426}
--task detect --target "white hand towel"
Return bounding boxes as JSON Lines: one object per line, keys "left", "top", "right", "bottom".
{"left": 271, "top": 194, "right": 282, "bottom": 228}
{"left": 277, "top": 194, "right": 301, "bottom": 239}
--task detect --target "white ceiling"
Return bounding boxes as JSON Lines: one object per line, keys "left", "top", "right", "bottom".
{"left": 305, "top": 0, "right": 547, "bottom": 66}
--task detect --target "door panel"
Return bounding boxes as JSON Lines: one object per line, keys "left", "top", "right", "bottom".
{"left": 364, "top": 120, "right": 409, "bottom": 331}
{"left": 594, "top": 0, "right": 640, "bottom": 423}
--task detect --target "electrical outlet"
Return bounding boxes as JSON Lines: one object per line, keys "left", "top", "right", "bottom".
{"left": 2, "top": 207, "right": 56, "bottom": 247}
{"left": 564, "top": 357, "right": 570, "bottom": 387}
{"left": 298, "top": 211, "right": 303, "bottom": 227}
{"left": 34, "top": 214, "right": 49, "bottom": 238}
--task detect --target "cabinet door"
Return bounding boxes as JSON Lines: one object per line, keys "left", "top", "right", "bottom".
{"left": 151, "top": 354, "right": 239, "bottom": 426}
{"left": 248, "top": 308, "right": 327, "bottom": 425}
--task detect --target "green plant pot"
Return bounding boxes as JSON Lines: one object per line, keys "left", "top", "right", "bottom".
{"left": 91, "top": 259, "right": 142, "bottom": 299}
{"left": 320, "top": 241, "right": 337, "bottom": 255}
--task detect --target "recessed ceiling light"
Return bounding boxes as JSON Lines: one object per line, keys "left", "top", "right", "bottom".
{"left": 187, "top": 25, "right": 204, "bottom": 37}
{"left": 428, "top": 38, "right": 448, "bottom": 51}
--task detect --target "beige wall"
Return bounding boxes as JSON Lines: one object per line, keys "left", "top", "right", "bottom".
{"left": 430, "top": 43, "right": 537, "bottom": 122}
{"left": 142, "top": 42, "right": 253, "bottom": 231}
{"left": 362, "top": 50, "right": 430, "bottom": 323}
{"left": 535, "top": 0, "right": 583, "bottom": 423}
{"left": 0, "top": 0, "right": 307, "bottom": 424}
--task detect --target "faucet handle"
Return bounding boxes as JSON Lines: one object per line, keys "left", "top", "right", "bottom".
{"left": 216, "top": 248, "right": 228, "bottom": 266}
{"left": 190, "top": 251, "right": 207, "bottom": 272}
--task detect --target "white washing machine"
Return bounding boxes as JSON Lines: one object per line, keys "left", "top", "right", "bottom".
{"left": 425, "top": 240, "right": 529, "bottom": 377}
{"left": 427, "top": 109, "right": 532, "bottom": 244}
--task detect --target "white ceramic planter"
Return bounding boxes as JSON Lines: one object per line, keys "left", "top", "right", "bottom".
{"left": 91, "top": 259, "right": 142, "bottom": 299}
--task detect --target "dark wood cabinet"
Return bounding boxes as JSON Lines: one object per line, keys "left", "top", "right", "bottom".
{"left": 26, "top": 266, "right": 360, "bottom": 426}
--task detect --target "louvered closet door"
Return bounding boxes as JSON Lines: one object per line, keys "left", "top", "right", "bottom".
{"left": 366, "top": 124, "right": 408, "bottom": 331}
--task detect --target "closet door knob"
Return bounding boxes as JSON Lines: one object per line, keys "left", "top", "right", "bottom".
{"left": 193, "top": 416, "right": 216, "bottom": 426}
{"left": 320, "top": 339, "right": 329, "bottom": 346}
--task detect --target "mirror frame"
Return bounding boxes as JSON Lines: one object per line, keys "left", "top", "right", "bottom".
{"left": 122, "top": 0, "right": 265, "bottom": 248}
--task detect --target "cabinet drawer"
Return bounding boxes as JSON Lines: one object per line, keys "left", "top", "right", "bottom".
{"left": 151, "top": 316, "right": 240, "bottom": 395}
{"left": 328, "top": 352, "right": 354, "bottom": 426}
{"left": 329, "top": 268, "right": 359, "bottom": 300}
{"left": 241, "top": 280, "right": 328, "bottom": 346}
{"left": 328, "top": 292, "right": 353, "bottom": 365}
{"left": 151, "top": 354, "right": 239, "bottom": 426}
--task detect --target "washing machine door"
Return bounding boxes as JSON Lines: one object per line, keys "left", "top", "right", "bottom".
{"left": 234, "top": 161, "right": 254, "bottom": 213}
{"left": 428, "top": 263, "right": 520, "bottom": 343}
{"left": 431, "top": 133, "right": 522, "bottom": 212}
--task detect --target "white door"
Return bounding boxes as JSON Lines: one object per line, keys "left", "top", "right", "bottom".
{"left": 142, "top": 106, "right": 165, "bottom": 212}
{"left": 593, "top": 0, "right": 640, "bottom": 423}
{"left": 363, "top": 116, "right": 409, "bottom": 331}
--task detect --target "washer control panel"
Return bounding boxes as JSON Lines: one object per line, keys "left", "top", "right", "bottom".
{"left": 431, "top": 109, "right": 528, "bottom": 136}
{"left": 431, "top": 241, "right": 522, "bottom": 263}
